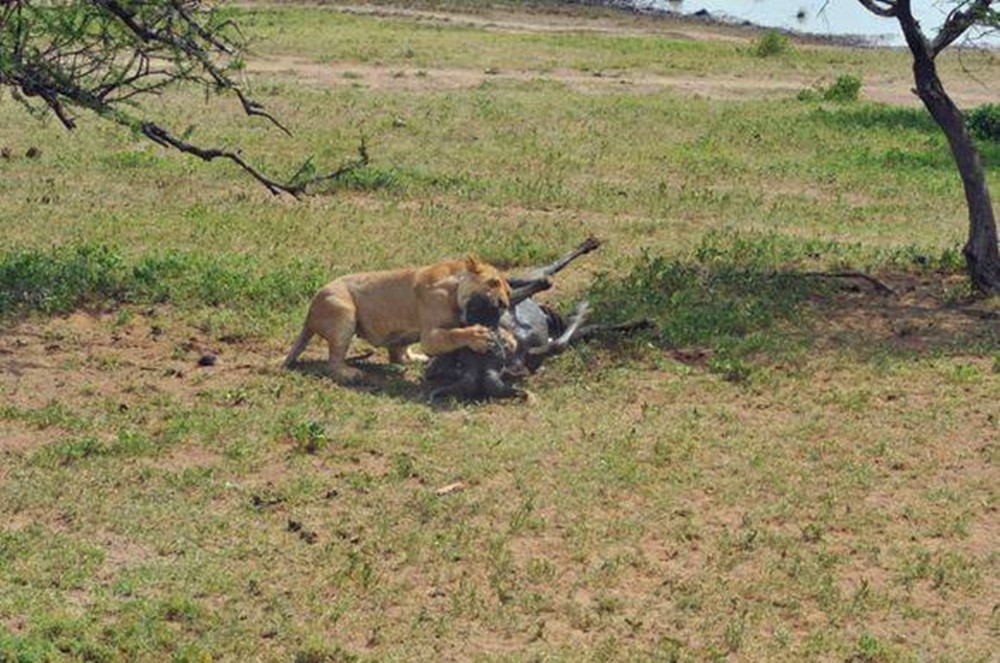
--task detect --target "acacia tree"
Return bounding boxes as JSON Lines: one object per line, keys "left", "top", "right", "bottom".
{"left": 0, "top": 0, "right": 364, "bottom": 195}
{"left": 857, "top": 0, "right": 1000, "bottom": 293}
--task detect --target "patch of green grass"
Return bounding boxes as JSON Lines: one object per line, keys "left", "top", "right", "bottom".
{"left": 0, "top": 244, "right": 130, "bottom": 315}
{"left": 98, "top": 149, "right": 171, "bottom": 171}
{"left": 0, "top": 617, "right": 118, "bottom": 663}
{"left": 589, "top": 231, "right": 831, "bottom": 374}
{"left": 588, "top": 229, "right": 986, "bottom": 374}
{"left": 30, "top": 435, "right": 108, "bottom": 466}
{"left": 476, "top": 230, "right": 564, "bottom": 268}
{"left": 799, "top": 74, "right": 863, "bottom": 103}
{"left": 28, "top": 427, "right": 167, "bottom": 467}
{"left": 293, "top": 643, "right": 359, "bottom": 663}
{"left": 823, "top": 73, "right": 862, "bottom": 102}
{"left": 0, "top": 243, "right": 325, "bottom": 321}
{"left": 814, "top": 103, "right": 937, "bottom": 133}
{"left": 1, "top": 401, "right": 93, "bottom": 432}
{"left": 311, "top": 163, "right": 483, "bottom": 195}
{"left": 848, "top": 633, "right": 901, "bottom": 663}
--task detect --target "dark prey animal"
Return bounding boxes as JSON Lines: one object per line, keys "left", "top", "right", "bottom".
{"left": 424, "top": 238, "right": 651, "bottom": 402}
{"left": 425, "top": 287, "right": 590, "bottom": 402}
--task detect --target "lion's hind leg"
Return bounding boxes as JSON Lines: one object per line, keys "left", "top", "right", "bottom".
{"left": 312, "top": 288, "right": 364, "bottom": 384}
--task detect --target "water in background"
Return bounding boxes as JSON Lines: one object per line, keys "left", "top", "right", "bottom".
{"left": 632, "top": 0, "right": 999, "bottom": 46}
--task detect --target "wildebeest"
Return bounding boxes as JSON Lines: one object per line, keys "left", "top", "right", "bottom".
{"left": 424, "top": 238, "right": 650, "bottom": 402}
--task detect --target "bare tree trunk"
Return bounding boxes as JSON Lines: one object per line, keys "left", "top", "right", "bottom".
{"left": 912, "top": 59, "right": 1000, "bottom": 293}
{"left": 895, "top": 2, "right": 1000, "bottom": 293}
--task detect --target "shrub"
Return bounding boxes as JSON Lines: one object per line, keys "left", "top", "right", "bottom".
{"left": 822, "top": 74, "right": 862, "bottom": 102}
{"left": 799, "top": 75, "right": 863, "bottom": 103}
{"left": 796, "top": 87, "right": 821, "bottom": 102}
{"left": 753, "top": 29, "right": 791, "bottom": 57}
{"left": 966, "top": 103, "right": 1000, "bottom": 142}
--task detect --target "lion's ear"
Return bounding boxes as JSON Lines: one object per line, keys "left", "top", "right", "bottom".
{"left": 465, "top": 255, "right": 485, "bottom": 274}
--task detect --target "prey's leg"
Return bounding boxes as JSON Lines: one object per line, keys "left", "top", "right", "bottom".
{"left": 507, "top": 237, "right": 601, "bottom": 287}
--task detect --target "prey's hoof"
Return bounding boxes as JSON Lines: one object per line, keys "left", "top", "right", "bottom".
{"left": 389, "top": 346, "right": 428, "bottom": 365}
{"left": 393, "top": 348, "right": 428, "bottom": 364}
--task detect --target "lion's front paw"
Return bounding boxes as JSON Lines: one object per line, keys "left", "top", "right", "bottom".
{"left": 465, "top": 325, "right": 493, "bottom": 353}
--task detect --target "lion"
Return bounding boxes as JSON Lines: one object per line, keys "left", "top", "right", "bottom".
{"left": 283, "top": 256, "right": 512, "bottom": 383}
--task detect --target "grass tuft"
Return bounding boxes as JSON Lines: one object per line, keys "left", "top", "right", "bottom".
{"left": 822, "top": 74, "right": 862, "bottom": 102}
{"left": 286, "top": 419, "right": 330, "bottom": 454}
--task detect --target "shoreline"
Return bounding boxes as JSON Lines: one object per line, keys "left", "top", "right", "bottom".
{"left": 257, "top": 1, "right": 1000, "bottom": 52}
{"left": 584, "top": 0, "right": 1000, "bottom": 50}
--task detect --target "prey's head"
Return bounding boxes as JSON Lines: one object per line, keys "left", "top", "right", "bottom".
{"left": 462, "top": 291, "right": 505, "bottom": 327}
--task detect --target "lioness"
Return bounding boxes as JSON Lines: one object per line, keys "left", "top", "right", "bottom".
{"left": 284, "top": 256, "right": 512, "bottom": 383}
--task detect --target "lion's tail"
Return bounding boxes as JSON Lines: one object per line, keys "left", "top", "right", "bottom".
{"left": 283, "top": 325, "right": 313, "bottom": 368}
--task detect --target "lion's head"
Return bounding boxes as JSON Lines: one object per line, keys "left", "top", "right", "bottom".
{"left": 457, "top": 256, "right": 511, "bottom": 315}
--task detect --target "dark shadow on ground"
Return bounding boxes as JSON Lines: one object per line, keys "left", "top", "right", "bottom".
{"left": 806, "top": 272, "right": 999, "bottom": 359}
{"left": 284, "top": 357, "right": 431, "bottom": 404}
{"left": 591, "top": 251, "right": 999, "bottom": 379}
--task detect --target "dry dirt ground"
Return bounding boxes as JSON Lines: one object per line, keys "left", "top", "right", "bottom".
{"left": 1, "top": 276, "right": 994, "bottom": 434}
{"left": 0, "top": 310, "right": 279, "bottom": 422}
{"left": 1, "top": 276, "right": 997, "bottom": 659}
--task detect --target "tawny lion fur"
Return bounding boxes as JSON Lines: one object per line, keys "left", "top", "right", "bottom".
{"left": 284, "top": 256, "right": 512, "bottom": 383}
